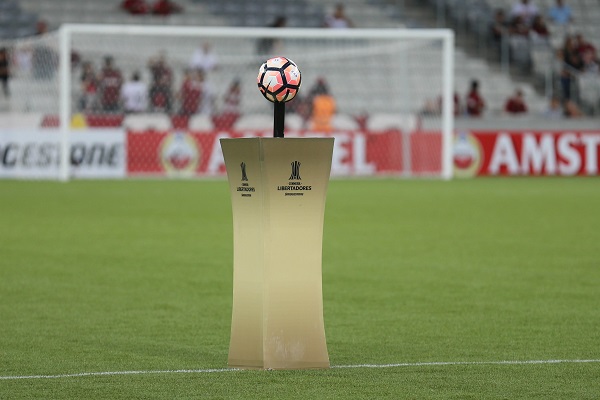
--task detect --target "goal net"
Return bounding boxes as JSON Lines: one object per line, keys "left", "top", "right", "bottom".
{"left": 0, "top": 26, "right": 454, "bottom": 180}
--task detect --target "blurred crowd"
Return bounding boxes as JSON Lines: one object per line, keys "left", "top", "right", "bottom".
{"left": 121, "top": 0, "right": 183, "bottom": 16}
{"left": 0, "top": 0, "right": 597, "bottom": 121}
{"left": 73, "top": 39, "right": 341, "bottom": 131}
{"left": 76, "top": 43, "right": 235, "bottom": 126}
{"left": 487, "top": 0, "right": 598, "bottom": 116}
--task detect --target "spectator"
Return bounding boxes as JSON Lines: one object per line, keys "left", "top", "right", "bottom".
{"left": 220, "top": 78, "right": 241, "bottom": 118}
{"left": 561, "top": 35, "right": 584, "bottom": 69}
{"left": 147, "top": 51, "right": 174, "bottom": 111}
{"left": 581, "top": 50, "right": 599, "bottom": 75}
{"left": 465, "top": 80, "right": 485, "bottom": 117}
{"left": 14, "top": 44, "right": 33, "bottom": 76}
{"left": 256, "top": 16, "right": 287, "bottom": 56}
{"left": 509, "top": 15, "right": 530, "bottom": 37}
{"left": 214, "top": 78, "right": 242, "bottom": 129}
{"left": 324, "top": 4, "right": 354, "bottom": 28}
{"left": 542, "top": 96, "right": 563, "bottom": 118}
{"left": 504, "top": 89, "right": 528, "bottom": 114}
{"left": 148, "top": 51, "right": 173, "bottom": 88}
{"left": 189, "top": 42, "right": 219, "bottom": 73}
{"left": 543, "top": 96, "right": 564, "bottom": 118}
{"left": 574, "top": 33, "right": 597, "bottom": 59}
{"left": 178, "top": 69, "right": 202, "bottom": 116}
{"left": 548, "top": 0, "right": 572, "bottom": 25}
{"left": 121, "top": 71, "right": 147, "bottom": 113}
{"left": 0, "top": 48, "right": 10, "bottom": 98}
{"left": 121, "top": 0, "right": 149, "bottom": 14}
{"left": 98, "top": 56, "right": 123, "bottom": 112}
{"left": 508, "top": 15, "right": 532, "bottom": 71}
{"left": 149, "top": 74, "right": 172, "bottom": 113}
{"left": 152, "top": 0, "right": 182, "bottom": 16}
{"left": 198, "top": 70, "right": 215, "bottom": 115}
{"left": 564, "top": 99, "right": 583, "bottom": 118}
{"left": 35, "top": 19, "right": 48, "bottom": 36}
{"left": 421, "top": 92, "right": 461, "bottom": 116}
{"left": 559, "top": 35, "right": 583, "bottom": 99}
{"left": 510, "top": 0, "right": 539, "bottom": 26}
{"left": 530, "top": 15, "right": 549, "bottom": 42}
{"left": 451, "top": 92, "right": 461, "bottom": 116}
{"left": 79, "top": 61, "right": 98, "bottom": 111}
{"left": 310, "top": 78, "right": 336, "bottom": 131}
{"left": 490, "top": 9, "right": 509, "bottom": 45}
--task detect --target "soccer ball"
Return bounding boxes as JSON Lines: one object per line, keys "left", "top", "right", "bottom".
{"left": 257, "top": 57, "right": 301, "bottom": 103}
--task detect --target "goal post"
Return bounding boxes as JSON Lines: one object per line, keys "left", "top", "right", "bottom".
{"left": 55, "top": 25, "right": 454, "bottom": 180}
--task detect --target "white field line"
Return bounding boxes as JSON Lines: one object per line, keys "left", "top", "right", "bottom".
{"left": 1, "top": 359, "right": 599, "bottom": 380}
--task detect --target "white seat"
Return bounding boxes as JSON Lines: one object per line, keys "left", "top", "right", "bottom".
{"left": 233, "top": 114, "right": 272, "bottom": 130}
{"left": 330, "top": 114, "right": 359, "bottom": 130}
{"left": 0, "top": 113, "right": 43, "bottom": 129}
{"left": 367, "top": 113, "right": 418, "bottom": 132}
{"left": 284, "top": 113, "right": 304, "bottom": 131}
{"left": 188, "top": 114, "right": 213, "bottom": 132}
{"left": 123, "top": 113, "right": 171, "bottom": 131}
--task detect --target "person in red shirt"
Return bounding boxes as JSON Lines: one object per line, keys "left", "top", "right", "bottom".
{"left": 149, "top": 74, "right": 172, "bottom": 113}
{"left": 575, "top": 33, "right": 597, "bottom": 59}
{"left": 121, "top": 0, "right": 149, "bottom": 14}
{"left": 530, "top": 15, "right": 549, "bottom": 40}
{"left": 152, "top": 0, "right": 182, "bottom": 16}
{"left": 79, "top": 61, "right": 97, "bottom": 111}
{"left": 504, "top": 89, "right": 528, "bottom": 114}
{"left": 178, "top": 69, "right": 202, "bottom": 116}
{"left": 214, "top": 78, "right": 241, "bottom": 129}
{"left": 98, "top": 56, "right": 123, "bottom": 112}
{"left": 465, "top": 79, "right": 485, "bottom": 117}
{"left": 148, "top": 52, "right": 173, "bottom": 89}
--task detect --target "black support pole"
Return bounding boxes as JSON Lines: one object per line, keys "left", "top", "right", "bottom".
{"left": 273, "top": 102, "right": 285, "bottom": 138}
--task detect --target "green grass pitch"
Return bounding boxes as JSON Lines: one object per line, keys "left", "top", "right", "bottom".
{"left": 1, "top": 178, "right": 599, "bottom": 399}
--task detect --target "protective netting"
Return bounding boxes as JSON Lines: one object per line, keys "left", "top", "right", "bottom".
{"left": 0, "top": 27, "right": 453, "bottom": 179}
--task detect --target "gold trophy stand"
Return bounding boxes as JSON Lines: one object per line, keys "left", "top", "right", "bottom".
{"left": 221, "top": 137, "right": 333, "bottom": 370}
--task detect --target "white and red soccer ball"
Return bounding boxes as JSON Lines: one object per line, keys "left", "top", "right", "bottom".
{"left": 257, "top": 57, "right": 301, "bottom": 103}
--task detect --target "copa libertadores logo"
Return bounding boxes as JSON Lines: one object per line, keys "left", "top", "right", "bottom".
{"left": 240, "top": 162, "right": 248, "bottom": 181}
{"left": 289, "top": 160, "right": 301, "bottom": 180}
{"left": 237, "top": 161, "right": 255, "bottom": 197}
{"left": 278, "top": 160, "right": 311, "bottom": 196}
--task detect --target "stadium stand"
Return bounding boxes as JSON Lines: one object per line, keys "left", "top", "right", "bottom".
{"left": 18, "top": 0, "right": 228, "bottom": 28}
{"left": 416, "top": 0, "right": 600, "bottom": 114}
{"left": 0, "top": 0, "right": 38, "bottom": 39}
{"left": 0, "top": 0, "right": 597, "bottom": 119}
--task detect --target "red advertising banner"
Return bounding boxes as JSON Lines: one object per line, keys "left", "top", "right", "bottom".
{"left": 126, "top": 130, "right": 442, "bottom": 177}
{"left": 454, "top": 131, "right": 600, "bottom": 177}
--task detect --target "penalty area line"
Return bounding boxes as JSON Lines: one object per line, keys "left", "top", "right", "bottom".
{"left": 1, "top": 359, "right": 599, "bottom": 380}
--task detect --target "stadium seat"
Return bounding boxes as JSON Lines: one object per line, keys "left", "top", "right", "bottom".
{"left": 284, "top": 113, "right": 304, "bottom": 131}
{"left": 367, "top": 113, "right": 418, "bottom": 133}
{"left": 233, "top": 114, "right": 272, "bottom": 130}
{"left": 188, "top": 114, "right": 214, "bottom": 132}
{"left": 578, "top": 74, "right": 600, "bottom": 114}
{"left": 330, "top": 114, "right": 359, "bottom": 130}
{"left": 0, "top": 113, "right": 44, "bottom": 129}
{"left": 123, "top": 113, "right": 171, "bottom": 131}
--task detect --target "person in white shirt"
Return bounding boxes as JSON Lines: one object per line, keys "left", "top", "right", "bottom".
{"left": 510, "top": 0, "right": 539, "bottom": 25}
{"left": 120, "top": 71, "right": 147, "bottom": 113}
{"left": 324, "top": 4, "right": 354, "bottom": 28}
{"left": 189, "top": 42, "right": 219, "bottom": 73}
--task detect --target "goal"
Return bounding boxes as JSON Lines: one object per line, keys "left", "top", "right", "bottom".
{"left": 2, "top": 26, "right": 454, "bottom": 180}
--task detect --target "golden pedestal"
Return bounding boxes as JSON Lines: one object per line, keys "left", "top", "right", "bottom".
{"left": 221, "top": 137, "right": 333, "bottom": 370}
